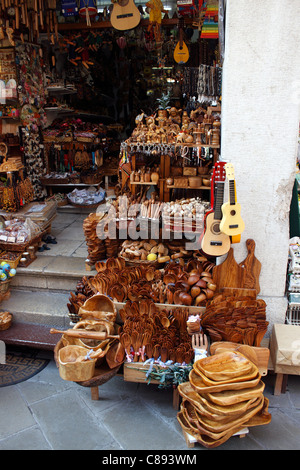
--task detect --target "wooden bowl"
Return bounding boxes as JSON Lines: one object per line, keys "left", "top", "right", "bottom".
{"left": 58, "top": 345, "right": 97, "bottom": 382}
{"left": 194, "top": 351, "right": 256, "bottom": 382}
{"left": 0, "top": 311, "right": 12, "bottom": 330}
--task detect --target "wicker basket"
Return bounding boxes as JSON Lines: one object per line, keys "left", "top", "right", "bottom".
{"left": 174, "top": 177, "right": 189, "bottom": 188}
{"left": 0, "top": 253, "right": 22, "bottom": 269}
{"left": 0, "top": 232, "right": 43, "bottom": 252}
{"left": 0, "top": 279, "right": 11, "bottom": 294}
{"left": 188, "top": 176, "right": 202, "bottom": 188}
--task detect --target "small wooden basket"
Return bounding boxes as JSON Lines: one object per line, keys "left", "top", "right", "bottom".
{"left": 58, "top": 345, "right": 97, "bottom": 382}
{"left": 0, "top": 279, "right": 11, "bottom": 294}
{"left": 0, "top": 311, "right": 12, "bottom": 330}
{"left": 188, "top": 176, "right": 202, "bottom": 188}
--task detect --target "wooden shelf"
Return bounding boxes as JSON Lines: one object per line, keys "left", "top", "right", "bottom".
{"left": 130, "top": 181, "right": 158, "bottom": 185}
{"left": 58, "top": 17, "right": 196, "bottom": 32}
{"left": 42, "top": 182, "right": 101, "bottom": 187}
{"left": 47, "top": 86, "right": 77, "bottom": 95}
{"left": 167, "top": 185, "right": 211, "bottom": 190}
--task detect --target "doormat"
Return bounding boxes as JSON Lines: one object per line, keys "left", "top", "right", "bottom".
{"left": 0, "top": 347, "right": 49, "bottom": 387}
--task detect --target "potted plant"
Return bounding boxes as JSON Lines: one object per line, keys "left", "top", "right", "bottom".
{"left": 156, "top": 91, "right": 171, "bottom": 121}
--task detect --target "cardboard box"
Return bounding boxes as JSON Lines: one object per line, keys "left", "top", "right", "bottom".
{"left": 270, "top": 323, "right": 300, "bottom": 374}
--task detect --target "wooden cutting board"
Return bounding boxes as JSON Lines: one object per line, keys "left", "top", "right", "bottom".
{"left": 239, "top": 239, "right": 261, "bottom": 294}
{"left": 212, "top": 248, "right": 244, "bottom": 292}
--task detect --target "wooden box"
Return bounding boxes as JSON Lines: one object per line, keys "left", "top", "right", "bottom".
{"left": 183, "top": 167, "right": 197, "bottom": 176}
{"left": 123, "top": 362, "right": 161, "bottom": 384}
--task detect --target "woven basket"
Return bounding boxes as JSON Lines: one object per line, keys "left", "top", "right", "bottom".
{"left": 0, "top": 279, "right": 11, "bottom": 294}
{"left": 0, "top": 253, "right": 22, "bottom": 269}
{"left": 188, "top": 176, "right": 202, "bottom": 188}
{"left": 174, "top": 177, "right": 189, "bottom": 188}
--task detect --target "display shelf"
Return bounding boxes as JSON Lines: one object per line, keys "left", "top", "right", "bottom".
{"left": 44, "top": 107, "right": 74, "bottom": 114}
{"left": 167, "top": 185, "right": 210, "bottom": 190}
{"left": 47, "top": 86, "right": 77, "bottom": 95}
{"left": 130, "top": 181, "right": 158, "bottom": 185}
{"left": 42, "top": 182, "right": 102, "bottom": 188}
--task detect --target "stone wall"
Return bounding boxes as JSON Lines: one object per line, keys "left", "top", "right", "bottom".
{"left": 221, "top": 0, "right": 300, "bottom": 329}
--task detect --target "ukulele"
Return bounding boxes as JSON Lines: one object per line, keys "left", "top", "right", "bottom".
{"left": 201, "top": 162, "right": 231, "bottom": 257}
{"left": 220, "top": 162, "right": 245, "bottom": 238}
{"left": 174, "top": 17, "right": 189, "bottom": 64}
{"left": 110, "top": 0, "right": 141, "bottom": 31}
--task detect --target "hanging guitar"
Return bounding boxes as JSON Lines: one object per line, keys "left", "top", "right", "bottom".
{"left": 174, "top": 17, "right": 189, "bottom": 64}
{"left": 110, "top": 0, "right": 141, "bottom": 31}
{"left": 220, "top": 162, "right": 245, "bottom": 242}
{"left": 201, "top": 161, "right": 231, "bottom": 256}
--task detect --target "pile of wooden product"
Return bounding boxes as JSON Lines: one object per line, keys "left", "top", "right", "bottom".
{"left": 79, "top": 257, "right": 215, "bottom": 306}
{"left": 200, "top": 293, "right": 269, "bottom": 346}
{"left": 119, "top": 239, "right": 170, "bottom": 263}
{"left": 83, "top": 212, "right": 120, "bottom": 266}
{"left": 83, "top": 213, "right": 107, "bottom": 266}
{"left": 119, "top": 299, "right": 194, "bottom": 364}
{"left": 54, "top": 294, "right": 125, "bottom": 382}
{"left": 177, "top": 350, "right": 272, "bottom": 448}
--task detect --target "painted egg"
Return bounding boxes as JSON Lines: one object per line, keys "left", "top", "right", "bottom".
{"left": 2, "top": 263, "right": 10, "bottom": 273}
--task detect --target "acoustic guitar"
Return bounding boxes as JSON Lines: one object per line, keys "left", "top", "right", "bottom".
{"left": 201, "top": 162, "right": 231, "bottom": 257}
{"left": 174, "top": 18, "right": 189, "bottom": 64}
{"left": 110, "top": 0, "right": 141, "bottom": 31}
{"left": 220, "top": 162, "right": 245, "bottom": 238}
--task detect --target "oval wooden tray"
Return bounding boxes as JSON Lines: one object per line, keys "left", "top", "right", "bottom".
{"left": 194, "top": 351, "right": 255, "bottom": 382}
{"left": 189, "top": 369, "right": 261, "bottom": 394}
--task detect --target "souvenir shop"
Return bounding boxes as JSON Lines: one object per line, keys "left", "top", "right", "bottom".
{"left": 0, "top": 0, "right": 299, "bottom": 449}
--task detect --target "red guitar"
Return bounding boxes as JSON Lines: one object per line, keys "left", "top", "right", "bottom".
{"left": 201, "top": 161, "right": 231, "bottom": 256}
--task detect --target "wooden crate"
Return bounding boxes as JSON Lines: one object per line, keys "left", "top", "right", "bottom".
{"left": 123, "top": 362, "right": 160, "bottom": 384}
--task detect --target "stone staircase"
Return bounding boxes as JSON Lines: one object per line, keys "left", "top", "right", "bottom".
{"left": 0, "top": 206, "right": 97, "bottom": 350}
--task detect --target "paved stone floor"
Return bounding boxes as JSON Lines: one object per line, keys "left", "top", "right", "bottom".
{"left": 1, "top": 208, "right": 300, "bottom": 451}
{"left": 0, "top": 351, "right": 300, "bottom": 451}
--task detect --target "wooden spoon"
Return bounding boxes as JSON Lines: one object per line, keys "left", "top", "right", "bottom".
{"left": 145, "top": 343, "right": 153, "bottom": 359}
{"left": 153, "top": 344, "right": 161, "bottom": 361}
{"left": 161, "top": 346, "right": 168, "bottom": 363}
{"left": 120, "top": 332, "right": 131, "bottom": 359}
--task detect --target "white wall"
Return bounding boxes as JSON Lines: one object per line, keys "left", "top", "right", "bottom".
{"left": 221, "top": 0, "right": 300, "bottom": 327}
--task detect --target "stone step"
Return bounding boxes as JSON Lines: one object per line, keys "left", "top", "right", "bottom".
{"left": 0, "top": 289, "right": 71, "bottom": 329}
{"left": 10, "top": 255, "right": 96, "bottom": 293}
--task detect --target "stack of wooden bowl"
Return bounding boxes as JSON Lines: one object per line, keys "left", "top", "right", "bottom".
{"left": 177, "top": 350, "right": 271, "bottom": 448}
{"left": 56, "top": 294, "right": 125, "bottom": 381}
{"left": 83, "top": 213, "right": 107, "bottom": 266}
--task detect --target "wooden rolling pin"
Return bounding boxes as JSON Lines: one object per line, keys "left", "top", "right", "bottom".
{"left": 50, "top": 328, "right": 120, "bottom": 340}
